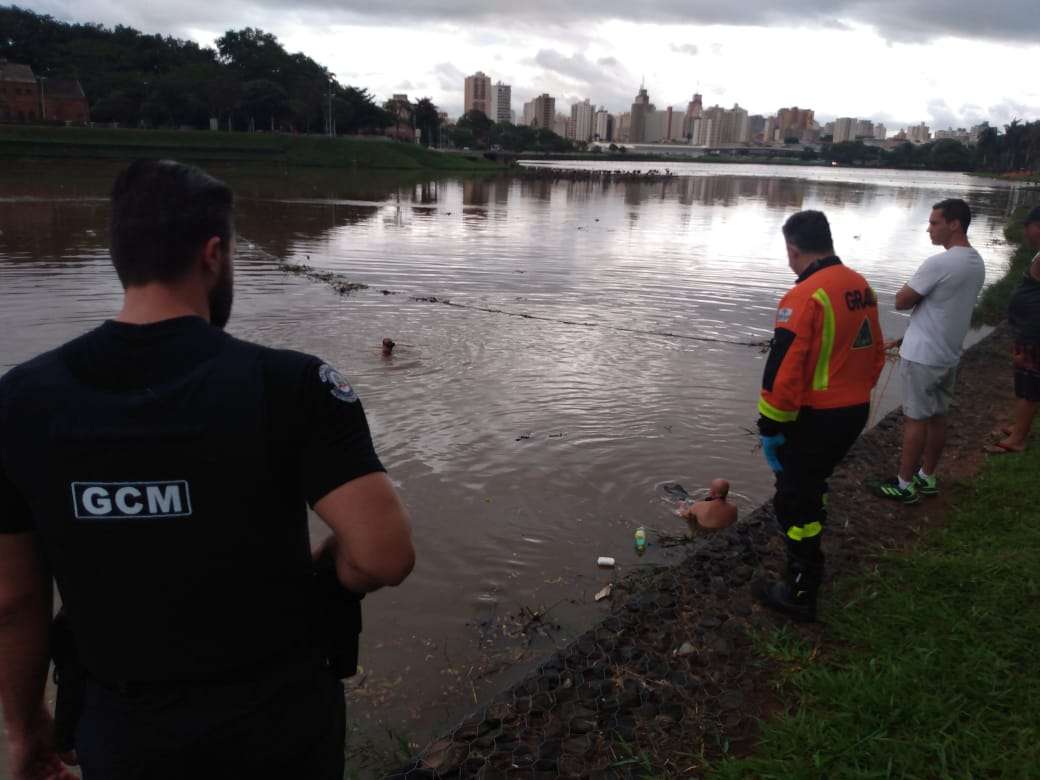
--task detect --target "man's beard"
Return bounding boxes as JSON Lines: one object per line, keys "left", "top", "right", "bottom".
{"left": 208, "top": 257, "right": 234, "bottom": 329}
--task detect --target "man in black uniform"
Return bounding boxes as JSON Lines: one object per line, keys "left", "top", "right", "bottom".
{"left": 0, "top": 160, "right": 415, "bottom": 780}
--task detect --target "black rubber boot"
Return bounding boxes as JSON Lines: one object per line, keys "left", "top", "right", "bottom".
{"left": 751, "top": 554, "right": 822, "bottom": 623}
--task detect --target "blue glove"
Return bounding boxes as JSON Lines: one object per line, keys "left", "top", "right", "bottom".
{"left": 760, "top": 433, "right": 786, "bottom": 473}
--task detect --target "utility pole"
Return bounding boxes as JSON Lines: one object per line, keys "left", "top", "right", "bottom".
{"left": 327, "top": 77, "right": 333, "bottom": 138}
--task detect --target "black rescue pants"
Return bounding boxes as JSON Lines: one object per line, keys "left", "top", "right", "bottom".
{"left": 773, "top": 404, "right": 869, "bottom": 575}
{"left": 74, "top": 661, "right": 346, "bottom": 780}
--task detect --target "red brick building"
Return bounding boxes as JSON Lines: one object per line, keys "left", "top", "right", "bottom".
{"left": 0, "top": 60, "right": 40, "bottom": 122}
{"left": 40, "top": 78, "right": 89, "bottom": 123}
{"left": 0, "top": 60, "right": 90, "bottom": 124}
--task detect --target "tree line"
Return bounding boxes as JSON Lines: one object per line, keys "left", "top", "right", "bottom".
{"left": 817, "top": 121, "right": 1040, "bottom": 173}
{"left": 448, "top": 110, "right": 576, "bottom": 153}
{"left": 0, "top": 6, "right": 403, "bottom": 134}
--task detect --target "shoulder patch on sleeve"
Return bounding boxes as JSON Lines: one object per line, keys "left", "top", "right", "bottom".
{"left": 852, "top": 317, "right": 874, "bottom": 349}
{"left": 777, "top": 307, "right": 794, "bottom": 324}
{"left": 318, "top": 363, "right": 358, "bottom": 403}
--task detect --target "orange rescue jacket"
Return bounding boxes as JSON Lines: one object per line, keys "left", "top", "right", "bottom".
{"left": 758, "top": 256, "right": 885, "bottom": 427}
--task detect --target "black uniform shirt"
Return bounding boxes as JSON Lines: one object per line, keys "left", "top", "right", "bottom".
{"left": 1008, "top": 257, "right": 1040, "bottom": 345}
{"left": 0, "top": 316, "right": 384, "bottom": 682}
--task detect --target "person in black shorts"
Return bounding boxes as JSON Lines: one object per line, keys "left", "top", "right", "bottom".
{"left": 0, "top": 160, "right": 415, "bottom": 780}
{"left": 989, "top": 205, "right": 1040, "bottom": 453}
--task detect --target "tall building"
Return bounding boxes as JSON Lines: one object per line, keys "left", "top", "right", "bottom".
{"left": 552, "top": 112, "right": 569, "bottom": 137}
{"left": 748, "top": 114, "right": 766, "bottom": 141}
{"left": 664, "top": 106, "right": 686, "bottom": 141}
{"left": 774, "top": 107, "right": 815, "bottom": 141}
{"left": 489, "top": 82, "right": 512, "bottom": 124}
{"left": 691, "top": 104, "right": 748, "bottom": 145}
{"left": 616, "top": 112, "right": 631, "bottom": 143}
{"left": 833, "top": 117, "right": 856, "bottom": 143}
{"left": 571, "top": 98, "right": 594, "bottom": 142}
{"left": 693, "top": 106, "right": 725, "bottom": 146}
{"left": 935, "top": 127, "right": 971, "bottom": 143}
{"left": 908, "top": 122, "right": 931, "bottom": 144}
{"left": 682, "top": 93, "right": 703, "bottom": 138}
{"left": 644, "top": 110, "right": 667, "bottom": 143}
{"left": 630, "top": 85, "right": 652, "bottom": 143}
{"left": 527, "top": 94, "right": 555, "bottom": 130}
{"left": 855, "top": 119, "right": 874, "bottom": 139}
{"left": 874, "top": 123, "right": 888, "bottom": 140}
{"left": 463, "top": 71, "right": 492, "bottom": 116}
{"left": 763, "top": 116, "right": 777, "bottom": 143}
{"left": 522, "top": 99, "right": 536, "bottom": 126}
{"left": 725, "top": 104, "right": 749, "bottom": 143}
{"left": 593, "top": 109, "right": 614, "bottom": 141}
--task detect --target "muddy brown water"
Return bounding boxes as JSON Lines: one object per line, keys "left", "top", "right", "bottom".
{"left": 0, "top": 159, "right": 1026, "bottom": 773}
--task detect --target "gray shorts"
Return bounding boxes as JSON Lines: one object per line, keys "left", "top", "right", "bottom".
{"left": 900, "top": 358, "right": 957, "bottom": 420}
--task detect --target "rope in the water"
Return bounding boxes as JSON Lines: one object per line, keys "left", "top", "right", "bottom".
{"left": 245, "top": 240, "right": 770, "bottom": 350}
{"left": 868, "top": 353, "right": 900, "bottom": 428}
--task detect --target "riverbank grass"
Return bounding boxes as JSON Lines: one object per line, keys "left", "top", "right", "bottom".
{"left": 713, "top": 442, "right": 1040, "bottom": 778}
{"left": 0, "top": 125, "right": 497, "bottom": 170}
{"left": 974, "top": 205, "right": 1035, "bottom": 326}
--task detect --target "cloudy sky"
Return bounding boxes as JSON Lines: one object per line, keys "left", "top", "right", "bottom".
{"left": 27, "top": 0, "right": 1040, "bottom": 128}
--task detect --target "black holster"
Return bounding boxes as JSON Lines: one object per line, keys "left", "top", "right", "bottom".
{"left": 50, "top": 609, "right": 85, "bottom": 753}
{"left": 312, "top": 551, "right": 364, "bottom": 679}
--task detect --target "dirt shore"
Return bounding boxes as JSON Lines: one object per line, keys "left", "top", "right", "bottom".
{"left": 389, "top": 326, "right": 1015, "bottom": 779}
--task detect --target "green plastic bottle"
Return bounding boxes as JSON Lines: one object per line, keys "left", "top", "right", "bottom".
{"left": 634, "top": 526, "right": 647, "bottom": 556}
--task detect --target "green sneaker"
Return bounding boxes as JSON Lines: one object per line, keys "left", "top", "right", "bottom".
{"left": 913, "top": 473, "right": 938, "bottom": 496}
{"left": 871, "top": 477, "right": 920, "bottom": 505}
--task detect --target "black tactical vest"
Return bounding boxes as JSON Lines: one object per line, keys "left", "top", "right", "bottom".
{"left": 5, "top": 333, "right": 316, "bottom": 683}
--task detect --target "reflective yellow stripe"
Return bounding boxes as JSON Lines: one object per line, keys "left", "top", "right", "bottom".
{"left": 787, "top": 522, "right": 823, "bottom": 541}
{"left": 758, "top": 397, "right": 799, "bottom": 423}
{"left": 811, "top": 288, "right": 835, "bottom": 392}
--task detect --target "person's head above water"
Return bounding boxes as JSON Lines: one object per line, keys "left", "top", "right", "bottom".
{"left": 782, "top": 210, "right": 835, "bottom": 276}
{"left": 708, "top": 478, "right": 730, "bottom": 500}
{"left": 111, "top": 159, "right": 236, "bottom": 328}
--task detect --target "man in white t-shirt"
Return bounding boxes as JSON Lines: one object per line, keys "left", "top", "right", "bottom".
{"left": 873, "top": 198, "right": 985, "bottom": 503}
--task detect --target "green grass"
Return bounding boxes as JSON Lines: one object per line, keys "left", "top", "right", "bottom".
{"left": 0, "top": 124, "right": 497, "bottom": 170}
{"left": 713, "top": 443, "right": 1040, "bottom": 779}
{"left": 974, "top": 206, "right": 1036, "bottom": 326}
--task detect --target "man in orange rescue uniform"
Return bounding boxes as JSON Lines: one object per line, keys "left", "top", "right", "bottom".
{"left": 752, "top": 210, "right": 885, "bottom": 622}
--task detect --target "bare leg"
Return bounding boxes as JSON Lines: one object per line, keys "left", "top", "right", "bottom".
{"left": 922, "top": 415, "right": 946, "bottom": 474}
{"left": 998, "top": 399, "right": 1038, "bottom": 450}
{"left": 899, "top": 417, "right": 928, "bottom": 483}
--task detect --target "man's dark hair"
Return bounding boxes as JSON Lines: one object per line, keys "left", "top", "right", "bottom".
{"left": 1023, "top": 205, "right": 1040, "bottom": 226}
{"left": 110, "top": 160, "right": 234, "bottom": 287}
{"left": 932, "top": 198, "right": 971, "bottom": 233}
{"left": 782, "top": 210, "right": 834, "bottom": 254}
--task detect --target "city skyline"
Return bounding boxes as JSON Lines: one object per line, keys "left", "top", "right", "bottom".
{"left": 458, "top": 75, "right": 966, "bottom": 148}
{"left": 22, "top": 1, "right": 1040, "bottom": 130}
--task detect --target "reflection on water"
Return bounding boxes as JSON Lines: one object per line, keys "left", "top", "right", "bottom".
{"left": 0, "top": 160, "right": 1022, "bottom": 763}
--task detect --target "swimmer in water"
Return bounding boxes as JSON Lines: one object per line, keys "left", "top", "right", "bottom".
{"left": 678, "top": 478, "right": 738, "bottom": 530}
{"left": 382, "top": 338, "right": 396, "bottom": 357}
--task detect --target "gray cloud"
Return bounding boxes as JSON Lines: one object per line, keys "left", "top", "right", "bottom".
{"left": 29, "top": 0, "right": 1040, "bottom": 45}
{"left": 433, "top": 62, "right": 465, "bottom": 91}
{"left": 532, "top": 50, "right": 608, "bottom": 84}
{"left": 521, "top": 48, "right": 639, "bottom": 113}
{"left": 670, "top": 43, "right": 698, "bottom": 56}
